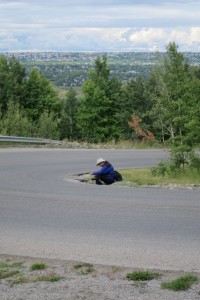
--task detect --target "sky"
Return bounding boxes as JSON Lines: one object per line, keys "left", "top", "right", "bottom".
{"left": 0, "top": 0, "right": 200, "bottom": 52}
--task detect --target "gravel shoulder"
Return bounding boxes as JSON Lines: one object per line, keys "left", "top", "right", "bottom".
{"left": 1, "top": 254, "right": 200, "bottom": 300}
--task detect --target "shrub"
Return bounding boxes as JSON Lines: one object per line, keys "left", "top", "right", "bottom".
{"left": 151, "top": 161, "right": 170, "bottom": 176}
{"left": 189, "top": 153, "right": 200, "bottom": 171}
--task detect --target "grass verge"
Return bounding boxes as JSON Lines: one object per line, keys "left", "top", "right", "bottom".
{"left": 119, "top": 168, "right": 200, "bottom": 187}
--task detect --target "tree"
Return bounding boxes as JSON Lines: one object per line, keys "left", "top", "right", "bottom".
{"left": 149, "top": 42, "right": 192, "bottom": 145}
{"left": 0, "top": 101, "right": 33, "bottom": 136}
{"left": 77, "top": 55, "right": 122, "bottom": 142}
{"left": 0, "top": 55, "right": 26, "bottom": 113}
{"left": 128, "top": 116, "right": 155, "bottom": 142}
{"left": 22, "top": 68, "right": 59, "bottom": 120}
{"left": 0, "top": 55, "right": 62, "bottom": 140}
{"left": 119, "top": 76, "right": 152, "bottom": 139}
{"left": 36, "top": 111, "right": 60, "bottom": 139}
{"left": 149, "top": 42, "right": 200, "bottom": 169}
{"left": 183, "top": 76, "right": 200, "bottom": 146}
{"left": 59, "top": 88, "right": 79, "bottom": 140}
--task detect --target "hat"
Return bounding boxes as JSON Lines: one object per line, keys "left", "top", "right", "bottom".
{"left": 96, "top": 158, "right": 105, "bottom": 166}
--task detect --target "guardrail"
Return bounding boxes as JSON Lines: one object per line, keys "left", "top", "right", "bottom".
{"left": 0, "top": 135, "right": 61, "bottom": 145}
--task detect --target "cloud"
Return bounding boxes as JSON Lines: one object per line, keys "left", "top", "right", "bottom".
{"left": 0, "top": 0, "right": 200, "bottom": 51}
{"left": 1, "top": 27, "right": 200, "bottom": 52}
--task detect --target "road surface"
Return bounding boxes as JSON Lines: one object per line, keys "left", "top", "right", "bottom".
{"left": 0, "top": 148, "right": 199, "bottom": 272}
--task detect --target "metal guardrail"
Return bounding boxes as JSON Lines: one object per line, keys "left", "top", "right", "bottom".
{"left": 0, "top": 135, "right": 61, "bottom": 145}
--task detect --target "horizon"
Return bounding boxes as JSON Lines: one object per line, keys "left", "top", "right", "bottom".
{"left": 1, "top": 50, "right": 200, "bottom": 54}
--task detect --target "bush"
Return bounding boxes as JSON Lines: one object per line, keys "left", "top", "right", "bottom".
{"left": 151, "top": 161, "right": 170, "bottom": 177}
{"left": 36, "top": 111, "right": 60, "bottom": 139}
{"left": 189, "top": 153, "right": 200, "bottom": 171}
{"left": 170, "top": 147, "right": 192, "bottom": 169}
{"left": 152, "top": 150, "right": 200, "bottom": 177}
{"left": 0, "top": 101, "right": 34, "bottom": 137}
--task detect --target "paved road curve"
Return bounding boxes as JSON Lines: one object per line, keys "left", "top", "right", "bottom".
{"left": 0, "top": 148, "right": 199, "bottom": 272}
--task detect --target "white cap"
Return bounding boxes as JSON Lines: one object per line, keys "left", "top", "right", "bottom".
{"left": 96, "top": 158, "right": 105, "bottom": 166}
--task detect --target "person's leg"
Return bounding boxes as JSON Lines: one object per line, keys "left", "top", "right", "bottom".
{"left": 95, "top": 174, "right": 113, "bottom": 185}
{"left": 95, "top": 175, "right": 104, "bottom": 185}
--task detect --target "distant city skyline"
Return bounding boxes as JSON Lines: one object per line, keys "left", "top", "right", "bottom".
{"left": 0, "top": 0, "right": 200, "bottom": 52}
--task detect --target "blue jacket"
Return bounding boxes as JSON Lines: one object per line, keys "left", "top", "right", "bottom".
{"left": 92, "top": 161, "right": 115, "bottom": 182}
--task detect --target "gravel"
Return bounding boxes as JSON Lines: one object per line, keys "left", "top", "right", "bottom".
{"left": 0, "top": 255, "right": 200, "bottom": 300}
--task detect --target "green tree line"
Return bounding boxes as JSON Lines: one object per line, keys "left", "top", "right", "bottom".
{"left": 0, "top": 42, "right": 200, "bottom": 155}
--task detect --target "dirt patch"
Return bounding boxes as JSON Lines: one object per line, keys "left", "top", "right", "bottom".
{"left": 0, "top": 254, "right": 200, "bottom": 300}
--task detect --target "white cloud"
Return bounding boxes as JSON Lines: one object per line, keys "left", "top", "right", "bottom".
{"left": 189, "top": 28, "right": 200, "bottom": 43}
{"left": 129, "top": 29, "right": 165, "bottom": 43}
{"left": 0, "top": 1, "right": 200, "bottom": 51}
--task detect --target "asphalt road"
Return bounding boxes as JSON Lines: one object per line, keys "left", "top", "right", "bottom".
{"left": 0, "top": 148, "right": 200, "bottom": 272}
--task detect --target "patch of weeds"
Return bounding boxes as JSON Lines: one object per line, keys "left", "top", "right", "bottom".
{"left": 0, "top": 261, "right": 8, "bottom": 268}
{"left": 127, "top": 270, "right": 160, "bottom": 281}
{"left": 9, "top": 273, "right": 64, "bottom": 286}
{"left": 30, "top": 262, "right": 48, "bottom": 271}
{"left": 10, "top": 261, "right": 24, "bottom": 268}
{"left": 0, "top": 260, "right": 24, "bottom": 280}
{"left": 77, "top": 265, "right": 94, "bottom": 275}
{"left": 33, "top": 274, "right": 64, "bottom": 283}
{"left": 8, "top": 276, "right": 29, "bottom": 287}
{"left": 161, "top": 274, "right": 199, "bottom": 291}
{"left": 0, "top": 260, "right": 24, "bottom": 269}
{"left": 0, "top": 269, "right": 21, "bottom": 279}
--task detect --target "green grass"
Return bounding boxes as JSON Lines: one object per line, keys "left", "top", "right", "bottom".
{"left": 0, "top": 261, "right": 8, "bottom": 268}
{"left": 0, "top": 260, "right": 24, "bottom": 279}
{"left": 0, "top": 269, "right": 21, "bottom": 279}
{"left": 161, "top": 274, "right": 199, "bottom": 291}
{"left": 127, "top": 270, "right": 160, "bottom": 281}
{"left": 9, "top": 261, "right": 24, "bottom": 268}
{"left": 0, "top": 259, "right": 63, "bottom": 286}
{"left": 120, "top": 168, "right": 200, "bottom": 187}
{"left": 8, "top": 276, "right": 29, "bottom": 286}
{"left": 8, "top": 273, "right": 63, "bottom": 286}
{"left": 30, "top": 262, "right": 48, "bottom": 271}
{"left": 60, "top": 139, "right": 162, "bottom": 150}
{"left": 32, "top": 274, "right": 64, "bottom": 283}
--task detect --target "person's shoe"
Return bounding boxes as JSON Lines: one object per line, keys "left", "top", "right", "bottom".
{"left": 96, "top": 179, "right": 103, "bottom": 185}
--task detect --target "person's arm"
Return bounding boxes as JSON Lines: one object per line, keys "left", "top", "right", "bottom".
{"left": 91, "top": 165, "right": 108, "bottom": 175}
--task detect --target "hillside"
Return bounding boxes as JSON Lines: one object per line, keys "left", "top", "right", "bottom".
{"left": 3, "top": 52, "right": 200, "bottom": 87}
